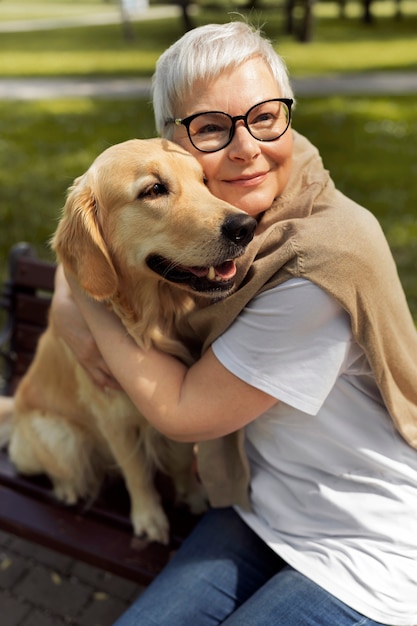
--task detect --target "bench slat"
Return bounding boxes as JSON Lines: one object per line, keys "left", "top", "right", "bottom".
{"left": 0, "top": 448, "right": 198, "bottom": 582}
{"left": 15, "top": 293, "right": 51, "bottom": 326}
{"left": 0, "top": 482, "right": 170, "bottom": 584}
{"left": 13, "top": 256, "right": 56, "bottom": 292}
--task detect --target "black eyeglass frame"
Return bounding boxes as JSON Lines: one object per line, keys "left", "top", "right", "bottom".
{"left": 165, "top": 98, "right": 294, "bottom": 153}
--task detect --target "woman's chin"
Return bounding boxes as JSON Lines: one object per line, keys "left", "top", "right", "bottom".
{"left": 231, "top": 191, "right": 277, "bottom": 217}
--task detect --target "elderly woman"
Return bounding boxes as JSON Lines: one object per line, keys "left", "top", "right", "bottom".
{"left": 53, "top": 21, "right": 417, "bottom": 626}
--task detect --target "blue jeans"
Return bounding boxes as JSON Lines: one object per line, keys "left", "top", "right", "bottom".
{"left": 114, "top": 507, "right": 388, "bottom": 626}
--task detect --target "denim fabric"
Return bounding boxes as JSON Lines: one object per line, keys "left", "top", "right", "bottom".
{"left": 114, "top": 508, "right": 387, "bottom": 626}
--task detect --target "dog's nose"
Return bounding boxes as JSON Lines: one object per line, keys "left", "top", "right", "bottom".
{"left": 222, "top": 214, "right": 256, "bottom": 247}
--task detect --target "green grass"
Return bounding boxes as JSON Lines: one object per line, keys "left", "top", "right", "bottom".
{"left": 0, "top": 0, "right": 116, "bottom": 20}
{"left": 0, "top": 98, "right": 156, "bottom": 263}
{"left": 1, "top": 1, "right": 416, "bottom": 77}
{"left": 294, "top": 95, "right": 417, "bottom": 317}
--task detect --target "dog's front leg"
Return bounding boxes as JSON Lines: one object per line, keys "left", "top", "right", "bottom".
{"left": 98, "top": 417, "right": 170, "bottom": 544}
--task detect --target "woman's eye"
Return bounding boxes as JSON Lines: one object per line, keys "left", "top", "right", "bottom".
{"left": 197, "top": 123, "right": 224, "bottom": 135}
{"left": 252, "top": 112, "right": 274, "bottom": 126}
{"left": 139, "top": 183, "right": 168, "bottom": 199}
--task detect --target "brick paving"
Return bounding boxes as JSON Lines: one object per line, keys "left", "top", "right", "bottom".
{"left": 0, "top": 530, "right": 144, "bottom": 625}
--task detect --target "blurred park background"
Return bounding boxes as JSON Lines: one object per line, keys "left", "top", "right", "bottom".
{"left": 0, "top": 0, "right": 417, "bottom": 316}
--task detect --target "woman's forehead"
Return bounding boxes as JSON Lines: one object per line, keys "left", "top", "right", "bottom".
{"left": 178, "top": 59, "right": 280, "bottom": 117}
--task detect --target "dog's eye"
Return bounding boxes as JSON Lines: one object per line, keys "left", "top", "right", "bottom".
{"left": 139, "top": 183, "right": 168, "bottom": 199}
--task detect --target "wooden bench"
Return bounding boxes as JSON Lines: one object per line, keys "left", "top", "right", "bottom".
{"left": 0, "top": 242, "right": 199, "bottom": 584}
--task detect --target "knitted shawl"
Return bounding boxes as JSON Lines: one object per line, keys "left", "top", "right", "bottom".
{"left": 184, "top": 130, "right": 417, "bottom": 509}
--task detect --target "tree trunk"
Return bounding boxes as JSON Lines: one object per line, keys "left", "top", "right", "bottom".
{"left": 118, "top": 0, "right": 135, "bottom": 41}
{"left": 363, "top": 0, "right": 373, "bottom": 24}
{"left": 299, "top": 0, "right": 316, "bottom": 43}
{"left": 284, "top": 0, "right": 297, "bottom": 35}
{"left": 178, "top": 0, "right": 193, "bottom": 32}
{"left": 338, "top": 0, "right": 347, "bottom": 18}
{"left": 394, "top": 0, "right": 402, "bottom": 19}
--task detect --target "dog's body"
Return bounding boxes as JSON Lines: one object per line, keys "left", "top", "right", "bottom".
{"left": 1, "top": 139, "right": 256, "bottom": 544}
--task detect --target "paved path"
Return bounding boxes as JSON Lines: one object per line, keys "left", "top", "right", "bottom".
{"left": 0, "top": 529, "right": 143, "bottom": 626}
{"left": 0, "top": 71, "right": 417, "bottom": 101}
{"left": 0, "top": 5, "right": 182, "bottom": 32}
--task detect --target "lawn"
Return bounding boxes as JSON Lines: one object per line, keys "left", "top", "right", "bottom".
{"left": 0, "top": 0, "right": 416, "bottom": 77}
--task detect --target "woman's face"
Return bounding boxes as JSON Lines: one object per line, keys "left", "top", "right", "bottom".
{"left": 171, "top": 57, "right": 293, "bottom": 217}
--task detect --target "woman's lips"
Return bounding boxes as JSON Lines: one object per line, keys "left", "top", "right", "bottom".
{"left": 225, "top": 172, "right": 268, "bottom": 187}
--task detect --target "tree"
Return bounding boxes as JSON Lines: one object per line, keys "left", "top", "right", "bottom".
{"left": 284, "top": 0, "right": 316, "bottom": 43}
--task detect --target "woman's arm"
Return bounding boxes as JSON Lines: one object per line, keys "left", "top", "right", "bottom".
{"left": 66, "top": 272, "right": 277, "bottom": 442}
{"left": 51, "top": 265, "right": 120, "bottom": 390}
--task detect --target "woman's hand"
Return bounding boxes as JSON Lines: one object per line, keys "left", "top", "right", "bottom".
{"left": 51, "top": 265, "right": 121, "bottom": 390}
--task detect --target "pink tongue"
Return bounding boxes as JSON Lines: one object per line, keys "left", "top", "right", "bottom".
{"left": 188, "top": 260, "right": 237, "bottom": 280}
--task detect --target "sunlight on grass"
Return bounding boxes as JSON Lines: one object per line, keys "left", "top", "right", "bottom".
{"left": 0, "top": 0, "right": 116, "bottom": 20}
{"left": 1, "top": 1, "right": 416, "bottom": 77}
{"left": 282, "top": 38, "right": 417, "bottom": 75}
{"left": 0, "top": 49, "right": 161, "bottom": 78}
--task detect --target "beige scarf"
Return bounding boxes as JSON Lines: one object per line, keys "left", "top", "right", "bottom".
{"left": 184, "top": 130, "right": 417, "bottom": 509}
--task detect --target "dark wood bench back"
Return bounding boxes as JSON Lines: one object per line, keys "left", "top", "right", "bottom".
{"left": 0, "top": 242, "right": 56, "bottom": 395}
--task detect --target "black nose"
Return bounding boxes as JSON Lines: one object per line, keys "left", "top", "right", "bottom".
{"left": 222, "top": 214, "right": 256, "bottom": 247}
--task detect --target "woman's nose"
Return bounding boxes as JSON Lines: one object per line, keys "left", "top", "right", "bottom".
{"left": 227, "top": 122, "right": 261, "bottom": 161}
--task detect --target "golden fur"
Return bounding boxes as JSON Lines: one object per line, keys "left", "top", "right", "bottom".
{"left": 1, "top": 138, "right": 255, "bottom": 544}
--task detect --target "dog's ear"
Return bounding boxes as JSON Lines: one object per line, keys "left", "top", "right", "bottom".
{"left": 51, "top": 176, "right": 118, "bottom": 300}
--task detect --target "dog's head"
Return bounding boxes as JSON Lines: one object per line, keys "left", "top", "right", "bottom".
{"left": 52, "top": 138, "right": 256, "bottom": 301}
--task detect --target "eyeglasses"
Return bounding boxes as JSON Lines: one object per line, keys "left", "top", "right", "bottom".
{"left": 165, "top": 98, "right": 293, "bottom": 153}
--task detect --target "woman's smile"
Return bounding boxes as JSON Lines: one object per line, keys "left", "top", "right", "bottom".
{"left": 225, "top": 171, "right": 269, "bottom": 187}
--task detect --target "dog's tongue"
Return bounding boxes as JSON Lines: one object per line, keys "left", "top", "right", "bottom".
{"left": 188, "top": 260, "right": 237, "bottom": 281}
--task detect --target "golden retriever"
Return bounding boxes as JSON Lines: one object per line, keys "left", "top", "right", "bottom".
{"left": 1, "top": 138, "right": 256, "bottom": 544}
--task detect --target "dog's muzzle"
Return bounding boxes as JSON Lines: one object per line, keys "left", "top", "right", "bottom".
{"left": 146, "top": 213, "right": 256, "bottom": 298}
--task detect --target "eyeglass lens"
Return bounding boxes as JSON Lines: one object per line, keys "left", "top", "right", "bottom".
{"left": 187, "top": 99, "right": 291, "bottom": 152}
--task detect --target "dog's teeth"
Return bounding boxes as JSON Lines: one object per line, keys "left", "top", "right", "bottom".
{"left": 207, "top": 266, "right": 216, "bottom": 280}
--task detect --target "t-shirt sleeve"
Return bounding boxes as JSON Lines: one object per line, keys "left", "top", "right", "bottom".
{"left": 212, "top": 278, "right": 352, "bottom": 415}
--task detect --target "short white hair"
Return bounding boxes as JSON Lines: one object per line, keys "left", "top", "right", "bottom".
{"left": 152, "top": 21, "right": 294, "bottom": 138}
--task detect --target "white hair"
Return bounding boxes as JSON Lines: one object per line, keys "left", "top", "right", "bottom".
{"left": 152, "top": 21, "right": 294, "bottom": 138}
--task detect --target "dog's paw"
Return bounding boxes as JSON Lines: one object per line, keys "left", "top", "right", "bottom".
{"left": 53, "top": 482, "right": 79, "bottom": 505}
{"left": 131, "top": 507, "right": 170, "bottom": 545}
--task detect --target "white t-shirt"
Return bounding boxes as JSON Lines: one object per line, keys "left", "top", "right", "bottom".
{"left": 212, "top": 278, "right": 417, "bottom": 626}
